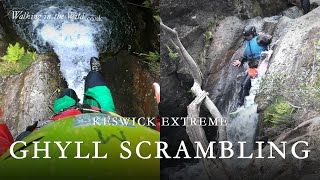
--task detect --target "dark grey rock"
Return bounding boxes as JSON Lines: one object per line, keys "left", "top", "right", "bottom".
{"left": 101, "top": 51, "right": 159, "bottom": 118}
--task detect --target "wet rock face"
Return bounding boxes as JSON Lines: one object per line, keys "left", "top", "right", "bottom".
{"left": 101, "top": 51, "right": 158, "bottom": 118}
{"left": 203, "top": 16, "right": 244, "bottom": 114}
{"left": 281, "top": 6, "right": 304, "bottom": 19}
{"left": 0, "top": 56, "right": 63, "bottom": 138}
{"left": 0, "top": 25, "right": 7, "bottom": 58}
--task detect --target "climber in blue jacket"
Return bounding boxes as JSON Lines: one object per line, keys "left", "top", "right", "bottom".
{"left": 232, "top": 25, "right": 268, "bottom": 107}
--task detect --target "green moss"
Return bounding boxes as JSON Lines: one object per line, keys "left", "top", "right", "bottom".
{"left": 263, "top": 97, "right": 294, "bottom": 127}
{"left": 0, "top": 55, "right": 35, "bottom": 76}
{"left": 314, "top": 73, "right": 320, "bottom": 98}
{"left": 148, "top": 60, "right": 160, "bottom": 77}
{"left": 207, "top": 21, "right": 216, "bottom": 30}
{"left": 203, "top": 31, "right": 213, "bottom": 47}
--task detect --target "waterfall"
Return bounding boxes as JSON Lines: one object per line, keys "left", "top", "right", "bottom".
{"left": 226, "top": 50, "right": 273, "bottom": 168}
{"left": 32, "top": 6, "right": 101, "bottom": 101}
{"left": 3, "top": 0, "right": 132, "bottom": 102}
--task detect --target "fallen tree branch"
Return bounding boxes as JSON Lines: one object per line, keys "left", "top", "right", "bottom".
{"left": 187, "top": 91, "right": 227, "bottom": 179}
{"left": 161, "top": 21, "right": 228, "bottom": 179}
{"left": 160, "top": 21, "right": 227, "bottom": 141}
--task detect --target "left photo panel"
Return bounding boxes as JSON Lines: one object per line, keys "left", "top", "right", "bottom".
{"left": 0, "top": 0, "right": 160, "bottom": 179}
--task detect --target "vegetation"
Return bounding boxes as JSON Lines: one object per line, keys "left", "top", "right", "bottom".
{"left": 165, "top": 44, "right": 178, "bottom": 60}
{"left": 128, "top": 0, "right": 160, "bottom": 76}
{"left": 139, "top": 51, "right": 160, "bottom": 62}
{"left": 136, "top": 51, "right": 160, "bottom": 76}
{"left": 203, "top": 31, "right": 213, "bottom": 48}
{"left": 0, "top": 42, "right": 37, "bottom": 76}
{"left": 263, "top": 97, "right": 295, "bottom": 127}
{"left": 153, "top": 15, "right": 160, "bottom": 22}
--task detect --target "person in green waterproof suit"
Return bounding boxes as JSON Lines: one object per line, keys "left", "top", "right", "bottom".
{"left": 0, "top": 57, "right": 160, "bottom": 179}
{"left": 49, "top": 57, "right": 117, "bottom": 121}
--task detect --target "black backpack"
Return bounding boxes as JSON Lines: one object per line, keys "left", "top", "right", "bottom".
{"left": 257, "top": 33, "right": 272, "bottom": 46}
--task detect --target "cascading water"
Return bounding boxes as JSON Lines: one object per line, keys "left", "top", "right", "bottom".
{"left": 226, "top": 49, "right": 273, "bottom": 168}
{"left": 3, "top": 0, "right": 132, "bottom": 101}
{"left": 32, "top": 7, "right": 101, "bottom": 101}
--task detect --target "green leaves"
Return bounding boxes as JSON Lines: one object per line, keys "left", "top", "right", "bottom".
{"left": 2, "top": 43, "right": 25, "bottom": 63}
{"left": 165, "top": 44, "right": 178, "bottom": 60}
{"left": 143, "top": 0, "right": 153, "bottom": 8}
{"left": 22, "top": 50, "right": 38, "bottom": 62}
{"left": 0, "top": 42, "right": 38, "bottom": 76}
{"left": 140, "top": 51, "right": 160, "bottom": 62}
{"left": 153, "top": 15, "right": 160, "bottom": 22}
{"left": 1, "top": 42, "right": 37, "bottom": 63}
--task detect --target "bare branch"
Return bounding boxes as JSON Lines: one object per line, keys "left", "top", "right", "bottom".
{"left": 161, "top": 22, "right": 227, "bottom": 141}
{"left": 161, "top": 21, "right": 228, "bottom": 179}
{"left": 160, "top": 21, "right": 203, "bottom": 84}
{"left": 191, "top": 83, "right": 227, "bottom": 141}
{"left": 187, "top": 91, "right": 227, "bottom": 179}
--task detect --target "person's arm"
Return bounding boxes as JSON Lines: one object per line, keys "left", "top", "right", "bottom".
{"left": 153, "top": 83, "right": 160, "bottom": 132}
{"left": 232, "top": 42, "right": 247, "bottom": 67}
{"left": 240, "top": 56, "right": 247, "bottom": 65}
{"left": 232, "top": 54, "right": 247, "bottom": 67}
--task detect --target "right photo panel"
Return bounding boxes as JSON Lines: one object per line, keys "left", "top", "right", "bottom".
{"left": 160, "top": 0, "right": 320, "bottom": 179}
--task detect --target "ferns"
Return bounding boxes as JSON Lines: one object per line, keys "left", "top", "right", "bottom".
{"left": 0, "top": 42, "right": 38, "bottom": 76}
{"left": 1, "top": 42, "right": 37, "bottom": 63}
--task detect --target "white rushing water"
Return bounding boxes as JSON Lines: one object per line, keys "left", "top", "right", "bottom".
{"left": 32, "top": 6, "right": 103, "bottom": 102}
{"left": 226, "top": 50, "right": 273, "bottom": 168}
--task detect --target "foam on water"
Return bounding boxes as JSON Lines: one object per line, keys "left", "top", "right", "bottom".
{"left": 32, "top": 6, "right": 101, "bottom": 102}
{"left": 227, "top": 50, "right": 273, "bottom": 168}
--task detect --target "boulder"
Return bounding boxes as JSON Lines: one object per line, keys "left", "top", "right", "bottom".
{"left": 311, "top": 0, "right": 320, "bottom": 5}
{"left": 0, "top": 55, "right": 62, "bottom": 138}
{"left": 244, "top": 116, "right": 320, "bottom": 179}
{"left": 281, "top": 6, "right": 304, "bottom": 19}
{"left": 256, "top": 6, "right": 320, "bottom": 140}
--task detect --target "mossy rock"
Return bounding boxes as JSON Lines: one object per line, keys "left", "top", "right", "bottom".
{"left": 263, "top": 97, "right": 295, "bottom": 127}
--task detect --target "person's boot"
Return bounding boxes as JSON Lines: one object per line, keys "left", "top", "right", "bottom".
{"left": 90, "top": 57, "right": 102, "bottom": 72}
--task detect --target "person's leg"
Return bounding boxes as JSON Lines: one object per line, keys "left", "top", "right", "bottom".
{"left": 300, "top": 0, "right": 310, "bottom": 14}
{"left": 83, "top": 71, "right": 116, "bottom": 113}
{"left": 238, "top": 74, "right": 251, "bottom": 107}
{"left": 53, "top": 88, "right": 79, "bottom": 113}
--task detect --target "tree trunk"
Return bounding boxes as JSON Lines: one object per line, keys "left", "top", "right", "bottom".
{"left": 160, "top": 21, "right": 228, "bottom": 179}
